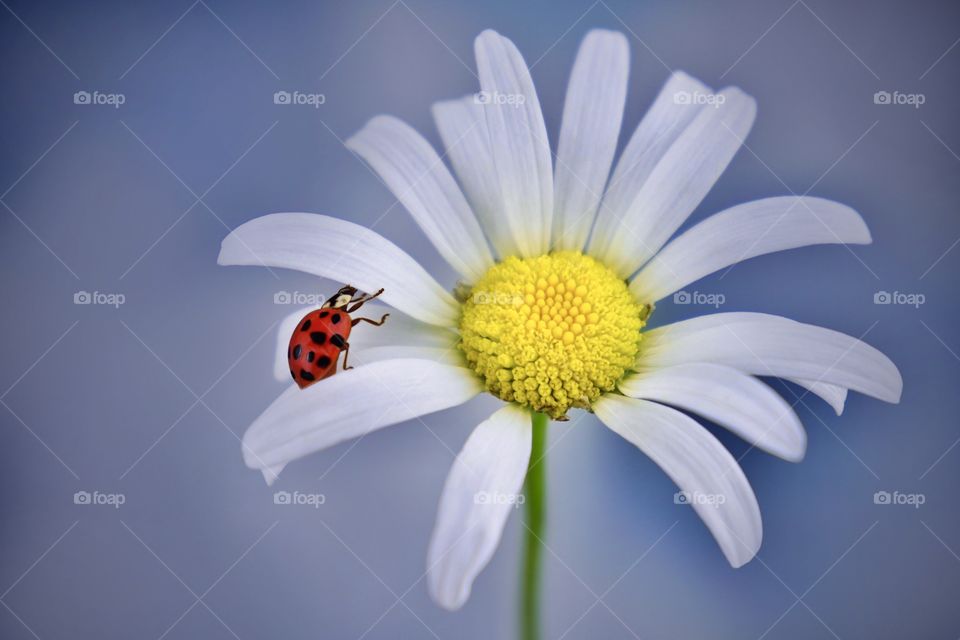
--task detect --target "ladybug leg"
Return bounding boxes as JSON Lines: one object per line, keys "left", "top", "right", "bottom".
{"left": 351, "top": 313, "right": 389, "bottom": 327}
{"left": 347, "top": 288, "right": 385, "bottom": 313}
{"left": 341, "top": 342, "right": 353, "bottom": 370}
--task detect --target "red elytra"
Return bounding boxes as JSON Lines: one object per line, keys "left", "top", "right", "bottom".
{"left": 287, "top": 285, "right": 388, "bottom": 389}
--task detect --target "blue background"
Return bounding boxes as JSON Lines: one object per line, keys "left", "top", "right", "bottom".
{"left": 1, "top": 0, "right": 958, "bottom": 638}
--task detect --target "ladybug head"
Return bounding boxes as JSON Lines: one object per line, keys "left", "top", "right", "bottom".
{"left": 323, "top": 285, "right": 357, "bottom": 310}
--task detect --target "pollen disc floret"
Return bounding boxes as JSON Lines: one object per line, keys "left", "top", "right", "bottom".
{"left": 458, "top": 251, "right": 646, "bottom": 418}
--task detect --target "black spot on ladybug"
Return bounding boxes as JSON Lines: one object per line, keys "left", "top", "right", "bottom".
{"left": 318, "top": 355, "right": 332, "bottom": 369}
{"left": 290, "top": 369, "right": 296, "bottom": 380}
{"left": 300, "top": 319, "right": 312, "bottom": 332}
{"left": 307, "top": 351, "right": 315, "bottom": 363}
{"left": 310, "top": 331, "right": 326, "bottom": 345}
{"left": 319, "top": 311, "right": 329, "bottom": 318}
{"left": 330, "top": 334, "right": 345, "bottom": 349}
{"left": 300, "top": 369, "right": 316, "bottom": 382}
{"left": 331, "top": 313, "right": 342, "bottom": 324}
{"left": 292, "top": 344, "right": 302, "bottom": 360}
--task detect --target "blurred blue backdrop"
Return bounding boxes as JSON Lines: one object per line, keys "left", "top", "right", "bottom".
{"left": 1, "top": 0, "right": 958, "bottom": 638}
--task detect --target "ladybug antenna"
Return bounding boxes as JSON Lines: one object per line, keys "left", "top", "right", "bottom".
{"left": 346, "top": 287, "right": 385, "bottom": 313}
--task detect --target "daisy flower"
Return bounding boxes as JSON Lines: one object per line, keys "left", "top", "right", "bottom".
{"left": 219, "top": 28, "right": 901, "bottom": 615}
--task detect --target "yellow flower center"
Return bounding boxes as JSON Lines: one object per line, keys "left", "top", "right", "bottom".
{"left": 458, "top": 251, "right": 647, "bottom": 419}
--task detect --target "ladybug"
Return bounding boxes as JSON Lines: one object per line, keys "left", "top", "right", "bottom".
{"left": 287, "top": 285, "right": 389, "bottom": 389}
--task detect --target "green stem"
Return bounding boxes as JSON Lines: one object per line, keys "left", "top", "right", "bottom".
{"left": 521, "top": 411, "right": 548, "bottom": 640}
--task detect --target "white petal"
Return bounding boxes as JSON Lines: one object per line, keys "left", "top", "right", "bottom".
{"left": 260, "top": 463, "right": 286, "bottom": 487}
{"left": 589, "top": 72, "right": 711, "bottom": 265}
{"left": 346, "top": 116, "right": 494, "bottom": 282}
{"left": 273, "top": 303, "right": 458, "bottom": 381}
{"left": 218, "top": 213, "right": 458, "bottom": 327}
{"left": 427, "top": 404, "right": 531, "bottom": 610}
{"left": 475, "top": 30, "right": 553, "bottom": 257}
{"left": 788, "top": 378, "right": 847, "bottom": 415}
{"left": 552, "top": 30, "right": 629, "bottom": 251}
{"left": 594, "top": 395, "right": 762, "bottom": 567}
{"left": 242, "top": 359, "right": 482, "bottom": 473}
{"left": 631, "top": 197, "right": 871, "bottom": 302}
{"left": 343, "top": 303, "right": 457, "bottom": 351}
{"left": 592, "top": 85, "right": 757, "bottom": 278}
{"left": 352, "top": 346, "right": 461, "bottom": 366}
{"left": 433, "top": 96, "right": 518, "bottom": 259}
{"left": 642, "top": 313, "right": 902, "bottom": 403}
{"left": 621, "top": 364, "right": 806, "bottom": 462}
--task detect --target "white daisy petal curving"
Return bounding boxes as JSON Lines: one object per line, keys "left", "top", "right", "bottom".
{"left": 475, "top": 29, "right": 553, "bottom": 257}
{"left": 552, "top": 29, "right": 629, "bottom": 251}
{"left": 594, "top": 394, "right": 763, "bottom": 567}
{"left": 788, "top": 378, "right": 847, "bottom": 415}
{"left": 432, "top": 96, "right": 517, "bottom": 259}
{"left": 630, "top": 196, "right": 871, "bottom": 302}
{"left": 345, "top": 115, "right": 494, "bottom": 283}
{"left": 620, "top": 363, "right": 806, "bottom": 462}
{"left": 593, "top": 86, "right": 757, "bottom": 278}
{"left": 641, "top": 313, "right": 903, "bottom": 403}
{"left": 589, "top": 71, "right": 711, "bottom": 261}
{"left": 242, "top": 359, "right": 482, "bottom": 472}
{"left": 218, "top": 212, "right": 459, "bottom": 327}
{"left": 427, "top": 404, "right": 532, "bottom": 610}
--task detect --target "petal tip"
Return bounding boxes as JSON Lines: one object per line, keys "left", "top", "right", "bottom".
{"left": 726, "top": 547, "right": 758, "bottom": 569}
{"left": 783, "top": 440, "right": 807, "bottom": 464}
{"left": 260, "top": 468, "right": 280, "bottom": 486}
{"left": 427, "top": 578, "right": 468, "bottom": 611}
{"left": 723, "top": 525, "right": 762, "bottom": 569}
{"left": 475, "top": 29, "right": 502, "bottom": 49}
{"left": 217, "top": 234, "right": 238, "bottom": 266}
{"left": 584, "top": 28, "right": 628, "bottom": 50}
{"left": 877, "top": 357, "right": 903, "bottom": 404}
